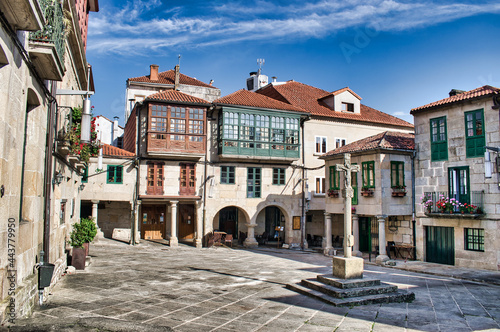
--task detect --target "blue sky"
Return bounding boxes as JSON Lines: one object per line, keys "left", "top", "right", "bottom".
{"left": 87, "top": 0, "right": 500, "bottom": 125}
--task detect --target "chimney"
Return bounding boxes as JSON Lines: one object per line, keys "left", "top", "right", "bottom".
{"left": 272, "top": 76, "right": 277, "bottom": 83}
{"left": 209, "top": 79, "right": 214, "bottom": 86}
{"left": 449, "top": 89, "right": 465, "bottom": 97}
{"left": 150, "top": 64, "right": 159, "bottom": 81}
{"left": 113, "top": 116, "right": 119, "bottom": 145}
{"left": 174, "top": 64, "right": 180, "bottom": 90}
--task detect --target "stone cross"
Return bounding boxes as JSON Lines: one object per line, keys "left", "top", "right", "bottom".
{"left": 335, "top": 153, "right": 360, "bottom": 258}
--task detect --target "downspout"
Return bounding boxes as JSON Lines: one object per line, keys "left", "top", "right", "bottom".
{"left": 411, "top": 150, "right": 416, "bottom": 260}
{"left": 133, "top": 104, "right": 141, "bottom": 245}
{"left": 18, "top": 104, "right": 37, "bottom": 223}
{"left": 202, "top": 106, "right": 215, "bottom": 247}
{"left": 43, "top": 82, "right": 58, "bottom": 259}
{"left": 300, "top": 117, "right": 306, "bottom": 250}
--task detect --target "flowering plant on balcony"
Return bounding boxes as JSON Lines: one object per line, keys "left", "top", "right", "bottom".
{"left": 459, "top": 203, "right": 477, "bottom": 214}
{"left": 66, "top": 107, "right": 100, "bottom": 163}
{"left": 420, "top": 194, "right": 433, "bottom": 212}
{"left": 436, "top": 196, "right": 459, "bottom": 213}
{"left": 327, "top": 188, "right": 339, "bottom": 197}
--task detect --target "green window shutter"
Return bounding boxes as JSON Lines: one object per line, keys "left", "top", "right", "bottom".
{"left": 361, "top": 161, "right": 374, "bottom": 188}
{"left": 82, "top": 166, "right": 88, "bottom": 183}
{"left": 329, "top": 166, "right": 340, "bottom": 190}
{"left": 107, "top": 166, "right": 114, "bottom": 183}
{"left": 465, "top": 109, "right": 485, "bottom": 158}
{"left": 351, "top": 163, "right": 358, "bottom": 205}
{"left": 390, "top": 161, "right": 404, "bottom": 187}
{"left": 430, "top": 117, "right": 448, "bottom": 161}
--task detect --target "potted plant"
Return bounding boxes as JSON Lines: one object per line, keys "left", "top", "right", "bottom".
{"left": 361, "top": 186, "right": 374, "bottom": 197}
{"left": 69, "top": 222, "right": 86, "bottom": 270}
{"left": 69, "top": 218, "right": 97, "bottom": 270}
{"left": 80, "top": 217, "right": 97, "bottom": 256}
{"left": 327, "top": 188, "right": 339, "bottom": 198}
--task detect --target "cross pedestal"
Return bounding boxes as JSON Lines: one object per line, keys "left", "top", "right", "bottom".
{"left": 331, "top": 153, "right": 364, "bottom": 279}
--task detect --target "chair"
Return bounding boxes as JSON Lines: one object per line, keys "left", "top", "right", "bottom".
{"left": 224, "top": 234, "right": 233, "bottom": 247}
{"left": 387, "top": 241, "right": 396, "bottom": 259}
{"left": 213, "top": 232, "right": 223, "bottom": 246}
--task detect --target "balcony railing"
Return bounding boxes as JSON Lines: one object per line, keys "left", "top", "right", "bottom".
{"left": 422, "top": 191, "right": 484, "bottom": 216}
{"left": 29, "top": 0, "right": 66, "bottom": 68}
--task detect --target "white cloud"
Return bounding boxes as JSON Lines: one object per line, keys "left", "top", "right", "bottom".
{"left": 87, "top": 0, "right": 500, "bottom": 55}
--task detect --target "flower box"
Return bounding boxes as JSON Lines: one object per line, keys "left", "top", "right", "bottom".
{"left": 327, "top": 189, "right": 340, "bottom": 198}
{"left": 361, "top": 189, "right": 374, "bottom": 197}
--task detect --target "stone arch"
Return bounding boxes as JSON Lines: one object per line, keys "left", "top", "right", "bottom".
{"left": 27, "top": 88, "right": 41, "bottom": 108}
{"left": 253, "top": 201, "right": 291, "bottom": 243}
{"left": 212, "top": 204, "right": 251, "bottom": 241}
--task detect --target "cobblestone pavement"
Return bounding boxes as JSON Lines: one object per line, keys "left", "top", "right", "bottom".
{"left": 9, "top": 239, "right": 500, "bottom": 331}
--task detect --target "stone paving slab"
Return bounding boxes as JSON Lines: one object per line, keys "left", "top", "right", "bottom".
{"left": 7, "top": 239, "right": 500, "bottom": 331}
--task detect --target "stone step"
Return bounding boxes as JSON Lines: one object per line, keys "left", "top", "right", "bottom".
{"left": 286, "top": 283, "right": 415, "bottom": 307}
{"left": 317, "top": 275, "right": 381, "bottom": 289}
{"left": 301, "top": 278, "right": 398, "bottom": 299}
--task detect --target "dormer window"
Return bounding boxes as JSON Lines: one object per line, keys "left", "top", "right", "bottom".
{"left": 341, "top": 102, "right": 354, "bottom": 112}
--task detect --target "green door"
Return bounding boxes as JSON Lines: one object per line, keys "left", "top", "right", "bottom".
{"left": 358, "top": 217, "right": 371, "bottom": 252}
{"left": 426, "top": 226, "right": 455, "bottom": 265}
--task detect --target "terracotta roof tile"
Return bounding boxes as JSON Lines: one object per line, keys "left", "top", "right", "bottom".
{"left": 102, "top": 143, "right": 135, "bottom": 158}
{"left": 146, "top": 90, "right": 210, "bottom": 105}
{"left": 322, "top": 131, "right": 415, "bottom": 158}
{"left": 411, "top": 85, "right": 500, "bottom": 113}
{"left": 214, "top": 89, "right": 307, "bottom": 113}
{"left": 257, "top": 81, "right": 413, "bottom": 128}
{"left": 128, "top": 69, "right": 217, "bottom": 89}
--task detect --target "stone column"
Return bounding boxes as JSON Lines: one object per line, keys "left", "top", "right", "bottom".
{"left": 133, "top": 200, "right": 141, "bottom": 244}
{"left": 91, "top": 200, "right": 104, "bottom": 239}
{"left": 195, "top": 205, "right": 203, "bottom": 249}
{"left": 244, "top": 218, "right": 258, "bottom": 247}
{"left": 170, "top": 201, "right": 179, "bottom": 247}
{"left": 352, "top": 213, "right": 362, "bottom": 257}
{"left": 376, "top": 215, "right": 389, "bottom": 264}
{"left": 323, "top": 212, "right": 333, "bottom": 256}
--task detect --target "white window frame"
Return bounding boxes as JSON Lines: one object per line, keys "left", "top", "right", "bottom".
{"left": 315, "top": 177, "right": 325, "bottom": 195}
{"left": 335, "top": 137, "right": 347, "bottom": 149}
{"left": 315, "top": 136, "right": 327, "bottom": 154}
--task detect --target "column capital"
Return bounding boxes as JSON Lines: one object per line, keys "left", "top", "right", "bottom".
{"left": 376, "top": 215, "right": 388, "bottom": 222}
{"left": 352, "top": 213, "right": 359, "bottom": 220}
{"left": 245, "top": 223, "right": 257, "bottom": 228}
{"left": 91, "top": 200, "right": 99, "bottom": 204}
{"left": 324, "top": 212, "right": 331, "bottom": 218}
{"left": 170, "top": 200, "right": 179, "bottom": 207}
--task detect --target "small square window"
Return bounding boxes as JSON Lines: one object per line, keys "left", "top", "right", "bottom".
{"left": 341, "top": 102, "right": 354, "bottom": 112}
{"left": 221, "top": 166, "right": 235, "bottom": 184}
{"left": 464, "top": 228, "right": 484, "bottom": 252}
{"left": 273, "top": 168, "right": 285, "bottom": 185}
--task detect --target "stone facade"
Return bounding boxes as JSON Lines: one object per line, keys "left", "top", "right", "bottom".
{"left": 412, "top": 87, "right": 500, "bottom": 271}
{"left": 0, "top": 0, "right": 97, "bottom": 323}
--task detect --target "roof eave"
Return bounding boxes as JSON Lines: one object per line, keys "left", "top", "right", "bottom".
{"left": 410, "top": 92, "right": 497, "bottom": 115}
{"left": 214, "top": 103, "right": 308, "bottom": 115}
{"left": 322, "top": 147, "right": 415, "bottom": 160}
{"left": 144, "top": 98, "right": 211, "bottom": 107}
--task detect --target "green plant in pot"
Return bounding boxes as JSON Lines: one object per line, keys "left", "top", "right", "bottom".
{"left": 70, "top": 218, "right": 97, "bottom": 270}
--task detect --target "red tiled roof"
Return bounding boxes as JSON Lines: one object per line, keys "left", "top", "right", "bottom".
{"left": 146, "top": 90, "right": 210, "bottom": 105}
{"left": 322, "top": 131, "right": 415, "bottom": 158}
{"left": 257, "top": 81, "right": 413, "bottom": 128}
{"left": 214, "top": 89, "right": 307, "bottom": 113}
{"left": 319, "top": 87, "right": 362, "bottom": 101}
{"left": 128, "top": 69, "right": 217, "bottom": 89}
{"left": 102, "top": 143, "right": 135, "bottom": 157}
{"left": 411, "top": 85, "right": 500, "bottom": 113}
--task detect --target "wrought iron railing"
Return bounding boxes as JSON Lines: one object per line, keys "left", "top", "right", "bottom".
{"left": 422, "top": 191, "right": 484, "bottom": 215}
{"left": 29, "top": 0, "right": 66, "bottom": 64}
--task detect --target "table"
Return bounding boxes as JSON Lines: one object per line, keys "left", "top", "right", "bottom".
{"left": 213, "top": 231, "right": 226, "bottom": 246}
{"left": 394, "top": 244, "right": 415, "bottom": 261}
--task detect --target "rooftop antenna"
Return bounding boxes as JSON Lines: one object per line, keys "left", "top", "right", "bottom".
{"left": 178, "top": 54, "right": 181, "bottom": 66}
{"left": 257, "top": 58, "right": 265, "bottom": 75}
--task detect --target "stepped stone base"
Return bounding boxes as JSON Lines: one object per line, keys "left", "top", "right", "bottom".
{"left": 286, "top": 274, "right": 415, "bottom": 307}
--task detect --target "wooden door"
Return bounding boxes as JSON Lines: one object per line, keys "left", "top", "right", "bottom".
{"left": 141, "top": 206, "right": 165, "bottom": 240}
{"left": 147, "top": 163, "right": 164, "bottom": 195}
{"left": 180, "top": 163, "right": 196, "bottom": 195}
{"left": 178, "top": 204, "right": 195, "bottom": 240}
{"left": 358, "top": 217, "right": 371, "bottom": 252}
{"left": 426, "top": 226, "right": 455, "bottom": 265}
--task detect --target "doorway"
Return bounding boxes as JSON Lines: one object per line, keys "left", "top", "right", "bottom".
{"left": 141, "top": 206, "right": 165, "bottom": 240}
{"left": 219, "top": 206, "right": 238, "bottom": 237}
{"left": 426, "top": 226, "right": 455, "bottom": 265}
{"left": 178, "top": 204, "right": 195, "bottom": 240}
{"left": 265, "top": 206, "right": 283, "bottom": 241}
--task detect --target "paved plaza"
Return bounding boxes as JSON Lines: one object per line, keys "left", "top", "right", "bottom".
{"left": 9, "top": 239, "right": 500, "bottom": 331}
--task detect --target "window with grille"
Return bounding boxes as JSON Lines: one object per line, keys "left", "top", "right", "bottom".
{"left": 180, "top": 163, "right": 196, "bottom": 195}
{"left": 147, "top": 163, "right": 164, "bottom": 194}
{"left": 465, "top": 109, "right": 485, "bottom": 158}
{"left": 464, "top": 228, "right": 484, "bottom": 252}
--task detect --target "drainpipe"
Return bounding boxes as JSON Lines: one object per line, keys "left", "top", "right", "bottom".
{"left": 300, "top": 117, "right": 306, "bottom": 250}
{"left": 133, "top": 103, "right": 141, "bottom": 245}
{"left": 43, "top": 82, "right": 58, "bottom": 259}
{"left": 19, "top": 103, "right": 37, "bottom": 223}
{"left": 411, "top": 150, "right": 416, "bottom": 260}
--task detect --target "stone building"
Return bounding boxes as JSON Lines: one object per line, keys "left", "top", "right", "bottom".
{"left": 124, "top": 64, "right": 221, "bottom": 122}
{"left": 0, "top": 0, "right": 98, "bottom": 322}
{"left": 411, "top": 85, "right": 500, "bottom": 271}
{"left": 256, "top": 82, "right": 414, "bottom": 247}
{"left": 321, "top": 132, "right": 415, "bottom": 263}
